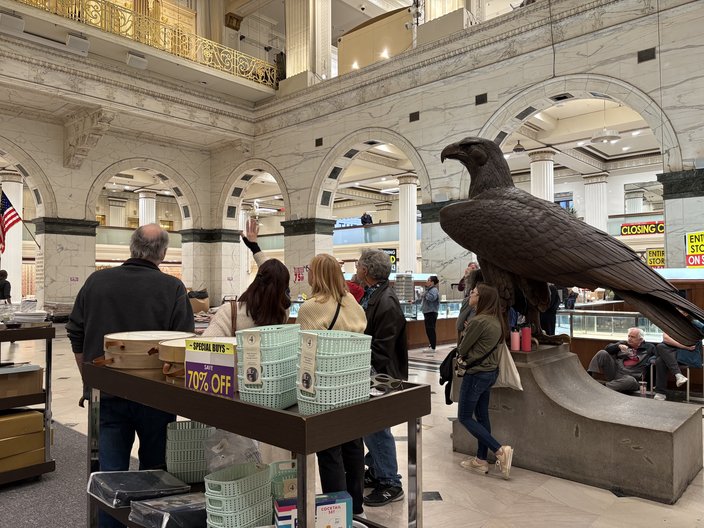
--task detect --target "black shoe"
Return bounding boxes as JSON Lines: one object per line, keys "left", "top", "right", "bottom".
{"left": 363, "top": 485, "right": 404, "bottom": 507}
{"left": 364, "top": 468, "right": 379, "bottom": 489}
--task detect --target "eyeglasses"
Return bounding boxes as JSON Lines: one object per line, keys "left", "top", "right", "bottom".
{"left": 370, "top": 373, "right": 404, "bottom": 394}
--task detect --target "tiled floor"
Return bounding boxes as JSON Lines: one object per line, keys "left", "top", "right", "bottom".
{"left": 5, "top": 330, "right": 704, "bottom": 527}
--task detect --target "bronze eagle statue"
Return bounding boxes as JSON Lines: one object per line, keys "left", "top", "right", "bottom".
{"left": 440, "top": 136, "right": 704, "bottom": 345}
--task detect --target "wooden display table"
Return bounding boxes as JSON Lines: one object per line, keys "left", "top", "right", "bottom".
{"left": 83, "top": 364, "right": 431, "bottom": 528}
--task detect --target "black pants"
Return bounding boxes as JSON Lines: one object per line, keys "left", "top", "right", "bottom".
{"left": 317, "top": 438, "right": 364, "bottom": 514}
{"left": 424, "top": 311, "right": 438, "bottom": 349}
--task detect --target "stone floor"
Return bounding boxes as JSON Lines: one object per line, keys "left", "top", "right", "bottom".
{"left": 4, "top": 329, "right": 704, "bottom": 527}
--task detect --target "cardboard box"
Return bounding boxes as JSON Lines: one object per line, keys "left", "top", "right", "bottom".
{"left": 0, "top": 448, "right": 44, "bottom": 472}
{"left": 189, "top": 296, "right": 210, "bottom": 314}
{"left": 0, "top": 364, "right": 43, "bottom": 398}
{"left": 275, "top": 491, "right": 352, "bottom": 528}
{"left": 0, "top": 409, "right": 44, "bottom": 438}
{"left": 0, "top": 430, "right": 45, "bottom": 459}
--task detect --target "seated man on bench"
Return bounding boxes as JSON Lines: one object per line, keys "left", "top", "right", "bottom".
{"left": 652, "top": 331, "right": 702, "bottom": 401}
{"left": 588, "top": 328, "right": 655, "bottom": 392}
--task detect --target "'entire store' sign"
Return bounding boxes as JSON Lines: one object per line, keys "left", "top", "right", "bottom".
{"left": 646, "top": 248, "right": 665, "bottom": 268}
{"left": 620, "top": 221, "right": 664, "bottom": 236}
{"left": 685, "top": 230, "right": 704, "bottom": 268}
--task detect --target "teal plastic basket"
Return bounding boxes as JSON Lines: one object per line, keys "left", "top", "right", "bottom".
{"left": 297, "top": 379, "right": 369, "bottom": 404}
{"left": 205, "top": 482, "right": 272, "bottom": 512}
{"left": 236, "top": 324, "right": 301, "bottom": 349}
{"left": 206, "top": 510, "right": 272, "bottom": 528}
{"left": 206, "top": 498, "right": 272, "bottom": 528}
{"left": 239, "top": 387, "right": 297, "bottom": 409}
{"left": 313, "top": 350, "right": 372, "bottom": 373}
{"left": 236, "top": 353, "right": 297, "bottom": 379}
{"left": 270, "top": 460, "right": 297, "bottom": 500}
{"left": 297, "top": 394, "right": 369, "bottom": 415}
{"left": 166, "top": 447, "right": 206, "bottom": 463}
{"left": 167, "top": 420, "right": 215, "bottom": 441}
{"left": 167, "top": 437, "right": 209, "bottom": 452}
{"left": 296, "top": 365, "right": 369, "bottom": 388}
{"left": 238, "top": 371, "right": 297, "bottom": 393}
{"left": 299, "top": 330, "right": 371, "bottom": 355}
{"left": 167, "top": 459, "right": 209, "bottom": 484}
{"left": 204, "top": 463, "right": 271, "bottom": 497}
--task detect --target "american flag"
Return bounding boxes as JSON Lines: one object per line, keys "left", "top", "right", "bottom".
{"left": 0, "top": 191, "right": 21, "bottom": 254}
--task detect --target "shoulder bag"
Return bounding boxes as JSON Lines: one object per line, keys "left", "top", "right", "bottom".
{"left": 327, "top": 302, "right": 342, "bottom": 330}
{"left": 229, "top": 299, "right": 238, "bottom": 336}
{"left": 494, "top": 342, "right": 523, "bottom": 391}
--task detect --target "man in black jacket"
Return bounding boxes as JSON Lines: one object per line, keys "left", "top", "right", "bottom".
{"left": 587, "top": 327, "right": 654, "bottom": 392}
{"left": 67, "top": 224, "right": 194, "bottom": 528}
{"left": 356, "top": 249, "right": 407, "bottom": 507}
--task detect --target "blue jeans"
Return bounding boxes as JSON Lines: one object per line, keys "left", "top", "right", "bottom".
{"left": 457, "top": 370, "right": 501, "bottom": 460}
{"left": 363, "top": 428, "right": 401, "bottom": 487}
{"left": 98, "top": 396, "right": 175, "bottom": 528}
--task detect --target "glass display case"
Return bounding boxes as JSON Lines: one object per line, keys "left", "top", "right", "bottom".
{"left": 289, "top": 300, "right": 463, "bottom": 321}
{"left": 556, "top": 310, "right": 663, "bottom": 342}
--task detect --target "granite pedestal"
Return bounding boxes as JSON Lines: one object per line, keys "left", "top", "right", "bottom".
{"left": 451, "top": 345, "right": 702, "bottom": 504}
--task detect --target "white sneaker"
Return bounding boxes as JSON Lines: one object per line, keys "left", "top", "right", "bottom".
{"left": 653, "top": 393, "right": 667, "bottom": 401}
{"left": 676, "top": 373, "right": 688, "bottom": 387}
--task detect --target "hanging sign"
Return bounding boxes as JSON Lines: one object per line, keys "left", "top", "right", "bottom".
{"left": 685, "top": 231, "right": 704, "bottom": 268}
{"left": 620, "top": 221, "right": 664, "bottom": 236}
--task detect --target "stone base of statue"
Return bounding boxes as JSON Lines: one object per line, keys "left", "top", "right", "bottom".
{"left": 451, "top": 344, "right": 702, "bottom": 504}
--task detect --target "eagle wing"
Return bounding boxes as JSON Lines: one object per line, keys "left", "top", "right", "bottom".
{"left": 440, "top": 187, "right": 704, "bottom": 343}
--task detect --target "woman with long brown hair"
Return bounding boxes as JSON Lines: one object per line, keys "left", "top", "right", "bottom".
{"left": 297, "top": 253, "right": 367, "bottom": 516}
{"left": 457, "top": 283, "right": 514, "bottom": 479}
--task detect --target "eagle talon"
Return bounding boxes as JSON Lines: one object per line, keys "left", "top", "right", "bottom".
{"left": 535, "top": 333, "right": 571, "bottom": 346}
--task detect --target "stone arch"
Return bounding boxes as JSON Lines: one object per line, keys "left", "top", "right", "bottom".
{"left": 480, "top": 74, "right": 682, "bottom": 171}
{"left": 0, "top": 134, "right": 57, "bottom": 217}
{"left": 309, "top": 127, "right": 430, "bottom": 219}
{"left": 217, "top": 159, "right": 289, "bottom": 230}
{"left": 86, "top": 158, "right": 201, "bottom": 229}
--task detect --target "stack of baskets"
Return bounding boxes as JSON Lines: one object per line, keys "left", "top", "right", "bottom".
{"left": 204, "top": 462, "right": 272, "bottom": 528}
{"left": 236, "top": 324, "right": 300, "bottom": 409}
{"left": 296, "top": 330, "right": 372, "bottom": 415}
{"left": 270, "top": 460, "right": 297, "bottom": 500}
{"left": 166, "top": 420, "right": 215, "bottom": 484}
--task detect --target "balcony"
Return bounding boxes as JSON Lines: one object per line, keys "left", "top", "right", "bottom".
{"left": 10, "top": 0, "right": 277, "bottom": 90}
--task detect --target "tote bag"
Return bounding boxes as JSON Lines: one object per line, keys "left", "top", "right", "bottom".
{"left": 494, "top": 343, "right": 523, "bottom": 391}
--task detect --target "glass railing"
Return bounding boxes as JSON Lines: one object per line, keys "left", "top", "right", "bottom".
{"left": 13, "top": 0, "right": 277, "bottom": 88}
{"left": 333, "top": 223, "right": 421, "bottom": 246}
{"left": 555, "top": 310, "right": 662, "bottom": 342}
{"left": 96, "top": 226, "right": 181, "bottom": 248}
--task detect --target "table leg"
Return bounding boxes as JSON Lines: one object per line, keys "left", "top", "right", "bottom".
{"left": 407, "top": 417, "right": 423, "bottom": 528}
{"left": 87, "top": 388, "right": 101, "bottom": 528}
{"left": 296, "top": 452, "right": 316, "bottom": 527}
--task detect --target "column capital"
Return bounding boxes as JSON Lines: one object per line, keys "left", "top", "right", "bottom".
{"left": 658, "top": 169, "right": 704, "bottom": 199}
{"left": 624, "top": 190, "right": 646, "bottom": 199}
{"left": 528, "top": 149, "right": 556, "bottom": 163}
{"left": 397, "top": 174, "right": 419, "bottom": 186}
{"left": 582, "top": 172, "right": 609, "bottom": 184}
{"left": 32, "top": 217, "right": 99, "bottom": 236}
{"left": 138, "top": 191, "right": 157, "bottom": 199}
{"left": 108, "top": 197, "right": 128, "bottom": 207}
{"left": 180, "top": 228, "right": 241, "bottom": 244}
{"left": 374, "top": 202, "right": 393, "bottom": 212}
{"left": 280, "top": 218, "right": 336, "bottom": 236}
{"left": 417, "top": 200, "right": 464, "bottom": 224}
{"left": 0, "top": 170, "right": 23, "bottom": 184}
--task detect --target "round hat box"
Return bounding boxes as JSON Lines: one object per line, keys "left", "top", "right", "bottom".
{"left": 158, "top": 337, "right": 189, "bottom": 382}
{"left": 101, "top": 331, "right": 196, "bottom": 370}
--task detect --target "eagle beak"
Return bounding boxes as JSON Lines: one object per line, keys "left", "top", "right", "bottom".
{"left": 440, "top": 143, "right": 461, "bottom": 163}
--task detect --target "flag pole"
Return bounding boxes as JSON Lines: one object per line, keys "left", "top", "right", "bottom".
{"left": 22, "top": 221, "right": 40, "bottom": 250}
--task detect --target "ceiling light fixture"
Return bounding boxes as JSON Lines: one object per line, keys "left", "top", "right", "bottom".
{"left": 512, "top": 140, "right": 526, "bottom": 153}
{"left": 591, "top": 100, "right": 621, "bottom": 144}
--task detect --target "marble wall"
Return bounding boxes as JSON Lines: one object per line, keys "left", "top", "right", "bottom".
{"left": 36, "top": 233, "right": 96, "bottom": 306}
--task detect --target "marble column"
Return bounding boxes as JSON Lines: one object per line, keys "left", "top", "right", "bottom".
{"left": 284, "top": 0, "right": 331, "bottom": 81}
{"left": 181, "top": 228, "right": 240, "bottom": 307}
{"left": 528, "top": 150, "right": 555, "bottom": 203}
{"left": 624, "top": 190, "right": 645, "bottom": 214}
{"left": 373, "top": 201, "right": 392, "bottom": 224}
{"left": 582, "top": 173, "right": 609, "bottom": 233}
{"left": 398, "top": 174, "right": 418, "bottom": 274}
{"left": 657, "top": 169, "right": 704, "bottom": 268}
{"left": 108, "top": 197, "right": 127, "bottom": 227}
{"left": 138, "top": 191, "right": 157, "bottom": 226}
{"left": 281, "top": 218, "right": 335, "bottom": 299}
{"left": 32, "top": 218, "right": 98, "bottom": 308}
{"left": 418, "top": 200, "right": 474, "bottom": 300}
{"left": 0, "top": 171, "right": 24, "bottom": 301}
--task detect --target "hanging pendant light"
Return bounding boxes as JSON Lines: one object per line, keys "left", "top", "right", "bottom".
{"left": 591, "top": 100, "right": 621, "bottom": 144}
{"left": 512, "top": 140, "right": 526, "bottom": 153}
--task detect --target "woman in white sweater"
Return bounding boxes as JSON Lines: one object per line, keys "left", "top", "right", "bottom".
{"left": 297, "top": 253, "right": 368, "bottom": 516}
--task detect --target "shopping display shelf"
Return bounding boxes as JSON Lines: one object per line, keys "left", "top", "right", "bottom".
{"left": 83, "top": 363, "right": 431, "bottom": 528}
{"left": 0, "top": 324, "right": 55, "bottom": 485}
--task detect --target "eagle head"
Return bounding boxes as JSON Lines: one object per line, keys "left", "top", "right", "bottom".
{"left": 441, "top": 137, "right": 514, "bottom": 196}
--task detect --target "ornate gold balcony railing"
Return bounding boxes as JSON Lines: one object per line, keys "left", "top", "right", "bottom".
{"left": 12, "top": 0, "right": 277, "bottom": 89}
